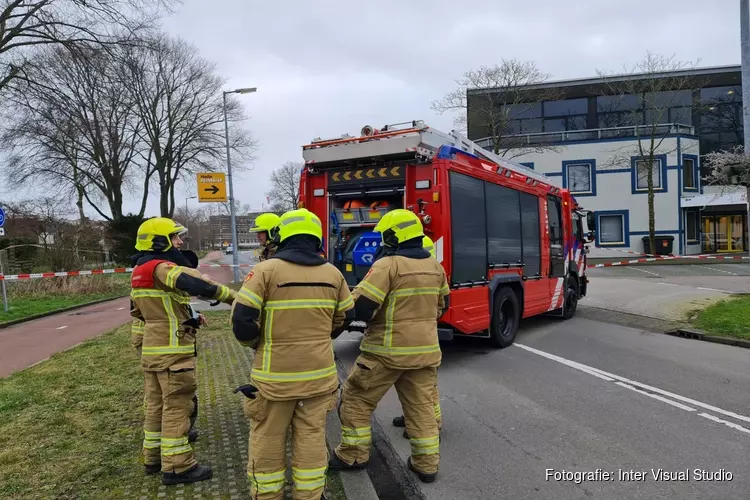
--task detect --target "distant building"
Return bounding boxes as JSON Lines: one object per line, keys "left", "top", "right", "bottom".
{"left": 467, "top": 65, "right": 745, "bottom": 256}
{"left": 209, "top": 213, "right": 263, "bottom": 249}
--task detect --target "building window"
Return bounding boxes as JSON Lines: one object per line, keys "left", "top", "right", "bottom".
{"left": 686, "top": 211, "right": 699, "bottom": 243}
{"left": 597, "top": 210, "right": 629, "bottom": 247}
{"left": 631, "top": 155, "right": 667, "bottom": 194}
{"left": 563, "top": 160, "right": 596, "bottom": 196}
{"left": 683, "top": 156, "right": 697, "bottom": 190}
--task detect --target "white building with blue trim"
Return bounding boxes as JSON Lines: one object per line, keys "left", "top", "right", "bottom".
{"left": 467, "top": 65, "right": 745, "bottom": 257}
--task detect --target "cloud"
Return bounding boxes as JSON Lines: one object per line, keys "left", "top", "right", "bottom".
{"left": 2, "top": 0, "right": 741, "bottom": 220}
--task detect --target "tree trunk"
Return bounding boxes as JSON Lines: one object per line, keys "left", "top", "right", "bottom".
{"left": 647, "top": 159, "right": 656, "bottom": 256}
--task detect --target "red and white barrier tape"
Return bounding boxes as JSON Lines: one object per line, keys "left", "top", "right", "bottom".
{"left": 592, "top": 254, "right": 749, "bottom": 268}
{"left": 0, "top": 263, "right": 255, "bottom": 281}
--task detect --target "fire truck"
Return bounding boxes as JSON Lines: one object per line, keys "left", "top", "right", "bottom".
{"left": 298, "top": 120, "right": 595, "bottom": 348}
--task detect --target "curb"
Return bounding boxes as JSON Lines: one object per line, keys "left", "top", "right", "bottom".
{"left": 0, "top": 295, "right": 128, "bottom": 329}
{"left": 664, "top": 328, "right": 750, "bottom": 349}
{"left": 332, "top": 357, "right": 425, "bottom": 500}
{"left": 577, "top": 305, "right": 750, "bottom": 349}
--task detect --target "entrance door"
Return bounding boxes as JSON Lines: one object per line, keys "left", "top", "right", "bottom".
{"left": 730, "top": 215, "right": 745, "bottom": 252}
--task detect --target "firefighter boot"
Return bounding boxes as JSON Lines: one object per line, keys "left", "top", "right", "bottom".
{"left": 162, "top": 464, "right": 213, "bottom": 485}
{"left": 408, "top": 457, "right": 437, "bottom": 484}
{"left": 392, "top": 415, "right": 406, "bottom": 427}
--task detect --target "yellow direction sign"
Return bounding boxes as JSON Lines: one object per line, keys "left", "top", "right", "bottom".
{"left": 197, "top": 172, "right": 227, "bottom": 202}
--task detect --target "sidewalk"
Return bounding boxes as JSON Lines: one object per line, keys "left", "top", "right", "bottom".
{"left": 580, "top": 277, "right": 729, "bottom": 323}
{"left": 0, "top": 256, "right": 234, "bottom": 379}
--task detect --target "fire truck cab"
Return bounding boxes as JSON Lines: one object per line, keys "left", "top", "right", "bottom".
{"left": 298, "top": 120, "right": 594, "bottom": 348}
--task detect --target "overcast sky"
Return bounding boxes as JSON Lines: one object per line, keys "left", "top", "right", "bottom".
{"left": 1, "top": 0, "right": 742, "bottom": 219}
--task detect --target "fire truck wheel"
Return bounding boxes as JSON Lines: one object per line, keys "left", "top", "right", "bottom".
{"left": 562, "top": 277, "right": 579, "bottom": 320}
{"left": 489, "top": 287, "right": 520, "bottom": 348}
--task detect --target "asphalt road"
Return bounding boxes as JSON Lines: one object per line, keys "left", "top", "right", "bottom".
{"left": 332, "top": 316, "right": 750, "bottom": 500}
{"left": 588, "top": 263, "right": 750, "bottom": 294}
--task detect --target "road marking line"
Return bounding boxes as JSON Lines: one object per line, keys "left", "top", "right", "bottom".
{"left": 515, "top": 344, "right": 750, "bottom": 425}
{"left": 116, "top": 307, "right": 125, "bottom": 310}
{"left": 700, "top": 265, "right": 738, "bottom": 276}
{"left": 614, "top": 382, "right": 696, "bottom": 412}
{"left": 56, "top": 325, "right": 68, "bottom": 330}
{"left": 628, "top": 267, "right": 660, "bottom": 277}
{"left": 698, "top": 412, "right": 750, "bottom": 435}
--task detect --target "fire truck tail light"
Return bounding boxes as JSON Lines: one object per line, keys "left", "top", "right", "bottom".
{"left": 416, "top": 180, "right": 430, "bottom": 189}
{"left": 313, "top": 189, "right": 325, "bottom": 197}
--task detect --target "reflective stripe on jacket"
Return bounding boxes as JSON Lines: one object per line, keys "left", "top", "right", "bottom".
{"left": 130, "top": 259, "right": 235, "bottom": 371}
{"left": 232, "top": 258, "right": 353, "bottom": 400}
{"left": 354, "top": 255, "right": 449, "bottom": 369}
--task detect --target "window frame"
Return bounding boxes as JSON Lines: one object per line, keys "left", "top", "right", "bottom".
{"left": 631, "top": 154, "right": 668, "bottom": 194}
{"left": 685, "top": 210, "right": 700, "bottom": 243}
{"left": 562, "top": 159, "right": 597, "bottom": 197}
{"left": 596, "top": 210, "right": 630, "bottom": 248}
{"left": 682, "top": 154, "right": 699, "bottom": 191}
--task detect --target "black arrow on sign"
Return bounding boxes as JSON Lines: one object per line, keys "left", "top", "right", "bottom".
{"left": 204, "top": 185, "right": 220, "bottom": 195}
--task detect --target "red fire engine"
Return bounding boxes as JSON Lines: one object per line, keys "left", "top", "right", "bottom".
{"left": 298, "top": 120, "right": 595, "bottom": 347}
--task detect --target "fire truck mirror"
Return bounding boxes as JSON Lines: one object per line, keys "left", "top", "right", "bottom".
{"left": 586, "top": 211, "right": 596, "bottom": 230}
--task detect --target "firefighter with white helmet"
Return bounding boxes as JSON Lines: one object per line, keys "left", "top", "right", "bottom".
{"left": 329, "top": 209, "right": 450, "bottom": 483}
{"left": 130, "top": 217, "right": 236, "bottom": 485}
{"left": 250, "top": 213, "right": 281, "bottom": 261}
{"left": 231, "top": 208, "right": 354, "bottom": 500}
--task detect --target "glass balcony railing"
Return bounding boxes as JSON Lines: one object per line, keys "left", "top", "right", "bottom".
{"left": 474, "top": 123, "right": 695, "bottom": 148}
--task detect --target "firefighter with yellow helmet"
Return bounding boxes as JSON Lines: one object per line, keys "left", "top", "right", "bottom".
{"left": 250, "top": 213, "right": 281, "bottom": 261}
{"left": 130, "top": 217, "right": 236, "bottom": 485}
{"left": 231, "top": 208, "right": 354, "bottom": 500}
{"left": 329, "top": 209, "right": 450, "bottom": 483}
{"left": 391, "top": 234, "right": 443, "bottom": 438}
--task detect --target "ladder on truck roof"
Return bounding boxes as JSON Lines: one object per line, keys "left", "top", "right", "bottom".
{"left": 302, "top": 120, "right": 552, "bottom": 184}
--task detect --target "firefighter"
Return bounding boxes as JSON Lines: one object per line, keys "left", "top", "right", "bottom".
{"left": 329, "top": 209, "right": 450, "bottom": 484}
{"left": 250, "top": 213, "right": 281, "bottom": 261}
{"left": 131, "top": 248, "right": 204, "bottom": 444}
{"left": 391, "top": 234, "right": 443, "bottom": 439}
{"left": 231, "top": 208, "right": 354, "bottom": 500}
{"left": 130, "top": 217, "right": 236, "bottom": 485}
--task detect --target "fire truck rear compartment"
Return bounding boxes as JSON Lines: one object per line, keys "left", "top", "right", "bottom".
{"left": 328, "top": 187, "right": 404, "bottom": 287}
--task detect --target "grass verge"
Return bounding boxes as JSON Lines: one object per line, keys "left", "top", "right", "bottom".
{"left": 0, "top": 310, "right": 347, "bottom": 500}
{"left": 1, "top": 275, "right": 130, "bottom": 325}
{"left": 692, "top": 295, "right": 750, "bottom": 341}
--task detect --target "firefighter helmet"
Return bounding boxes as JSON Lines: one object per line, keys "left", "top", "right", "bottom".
{"left": 135, "top": 217, "right": 187, "bottom": 252}
{"left": 423, "top": 235, "right": 435, "bottom": 258}
{"left": 343, "top": 200, "right": 365, "bottom": 210}
{"left": 250, "top": 213, "right": 281, "bottom": 239}
{"left": 374, "top": 209, "right": 424, "bottom": 247}
{"left": 277, "top": 208, "right": 323, "bottom": 244}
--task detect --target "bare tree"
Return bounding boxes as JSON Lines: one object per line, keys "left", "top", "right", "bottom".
{"left": 1, "top": 43, "right": 145, "bottom": 223}
{"left": 596, "top": 51, "right": 702, "bottom": 253}
{"left": 266, "top": 161, "right": 301, "bottom": 213}
{"left": 0, "top": 0, "right": 178, "bottom": 92}
{"left": 123, "top": 34, "right": 256, "bottom": 218}
{"left": 431, "top": 59, "right": 562, "bottom": 157}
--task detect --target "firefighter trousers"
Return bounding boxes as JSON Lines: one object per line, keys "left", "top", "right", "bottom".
{"left": 243, "top": 389, "right": 338, "bottom": 500}
{"left": 142, "top": 364, "right": 198, "bottom": 474}
{"left": 335, "top": 354, "right": 440, "bottom": 475}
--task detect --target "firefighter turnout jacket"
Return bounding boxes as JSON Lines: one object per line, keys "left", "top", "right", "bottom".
{"left": 130, "top": 257, "right": 236, "bottom": 372}
{"left": 260, "top": 242, "right": 277, "bottom": 262}
{"left": 231, "top": 246, "right": 354, "bottom": 401}
{"left": 353, "top": 253, "right": 450, "bottom": 369}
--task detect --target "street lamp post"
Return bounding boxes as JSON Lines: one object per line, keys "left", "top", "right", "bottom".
{"left": 223, "top": 86, "right": 257, "bottom": 283}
